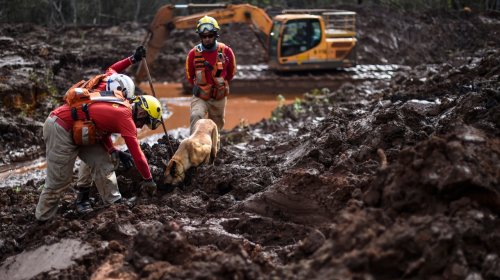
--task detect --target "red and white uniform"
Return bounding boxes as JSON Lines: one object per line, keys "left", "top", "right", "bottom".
{"left": 50, "top": 102, "right": 151, "bottom": 180}
{"left": 35, "top": 56, "right": 150, "bottom": 221}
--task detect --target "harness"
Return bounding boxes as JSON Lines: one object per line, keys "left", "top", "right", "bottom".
{"left": 193, "top": 43, "right": 229, "bottom": 101}
{"left": 63, "top": 75, "right": 130, "bottom": 145}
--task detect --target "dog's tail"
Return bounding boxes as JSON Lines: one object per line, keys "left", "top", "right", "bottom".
{"left": 210, "top": 123, "right": 218, "bottom": 164}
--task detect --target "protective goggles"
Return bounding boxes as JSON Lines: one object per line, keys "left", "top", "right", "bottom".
{"left": 197, "top": 23, "right": 217, "bottom": 33}
{"left": 148, "top": 117, "right": 161, "bottom": 130}
{"left": 136, "top": 116, "right": 161, "bottom": 130}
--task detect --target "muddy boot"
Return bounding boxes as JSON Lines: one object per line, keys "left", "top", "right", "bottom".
{"left": 114, "top": 196, "right": 137, "bottom": 208}
{"left": 75, "top": 187, "right": 93, "bottom": 214}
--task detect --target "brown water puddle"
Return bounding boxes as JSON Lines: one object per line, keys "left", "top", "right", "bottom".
{"left": 123, "top": 83, "right": 300, "bottom": 142}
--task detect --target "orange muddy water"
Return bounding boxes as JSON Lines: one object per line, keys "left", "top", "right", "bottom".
{"left": 133, "top": 83, "right": 301, "bottom": 140}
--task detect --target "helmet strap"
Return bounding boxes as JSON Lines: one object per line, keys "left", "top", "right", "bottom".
{"left": 133, "top": 102, "right": 139, "bottom": 122}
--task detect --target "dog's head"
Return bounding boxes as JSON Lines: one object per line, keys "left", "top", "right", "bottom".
{"left": 163, "top": 158, "right": 185, "bottom": 186}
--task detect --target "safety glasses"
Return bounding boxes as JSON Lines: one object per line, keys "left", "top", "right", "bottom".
{"left": 148, "top": 117, "right": 161, "bottom": 130}
{"left": 135, "top": 116, "right": 161, "bottom": 130}
{"left": 198, "top": 23, "right": 216, "bottom": 33}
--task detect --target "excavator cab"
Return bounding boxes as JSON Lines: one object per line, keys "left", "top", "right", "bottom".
{"left": 269, "top": 16, "right": 324, "bottom": 71}
{"left": 268, "top": 12, "right": 357, "bottom": 71}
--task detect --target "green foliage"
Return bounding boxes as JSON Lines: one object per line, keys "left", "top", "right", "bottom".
{"left": 16, "top": 67, "right": 58, "bottom": 116}
{"left": 304, "top": 87, "right": 330, "bottom": 104}
{"left": 293, "top": 97, "right": 303, "bottom": 114}
{"left": 29, "top": 67, "right": 58, "bottom": 98}
{"left": 44, "top": 69, "right": 58, "bottom": 97}
{"left": 270, "top": 94, "right": 286, "bottom": 121}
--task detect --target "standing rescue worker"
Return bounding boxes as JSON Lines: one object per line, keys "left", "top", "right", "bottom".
{"left": 74, "top": 46, "right": 146, "bottom": 214}
{"left": 185, "top": 15, "right": 236, "bottom": 135}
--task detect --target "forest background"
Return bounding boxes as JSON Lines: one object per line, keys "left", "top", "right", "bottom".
{"left": 1, "top": 0, "right": 499, "bottom": 27}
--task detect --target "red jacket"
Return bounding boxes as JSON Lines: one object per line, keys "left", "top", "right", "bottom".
{"left": 185, "top": 42, "right": 236, "bottom": 86}
{"left": 51, "top": 102, "right": 152, "bottom": 180}
{"left": 52, "top": 57, "right": 152, "bottom": 180}
{"left": 95, "top": 57, "right": 134, "bottom": 91}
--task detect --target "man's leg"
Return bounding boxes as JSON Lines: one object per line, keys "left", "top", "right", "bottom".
{"left": 78, "top": 145, "right": 121, "bottom": 204}
{"left": 35, "top": 116, "right": 78, "bottom": 221}
{"left": 207, "top": 97, "right": 227, "bottom": 148}
{"left": 74, "top": 161, "right": 93, "bottom": 213}
{"left": 207, "top": 97, "right": 226, "bottom": 132}
{"left": 190, "top": 96, "right": 208, "bottom": 134}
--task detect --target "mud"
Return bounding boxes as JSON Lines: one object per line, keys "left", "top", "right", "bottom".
{"left": 1, "top": 4, "right": 500, "bottom": 280}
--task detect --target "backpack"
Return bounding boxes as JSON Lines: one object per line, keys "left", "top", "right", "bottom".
{"left": 63, "top": 75, "right": 129, "bottom": 145}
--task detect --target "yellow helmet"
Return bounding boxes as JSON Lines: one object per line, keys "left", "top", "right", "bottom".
{"left": 133, "top": 95, "right": 162, "bottom": 129}
{"left": 196, "top": 15, "right": 220, "bottom": 33}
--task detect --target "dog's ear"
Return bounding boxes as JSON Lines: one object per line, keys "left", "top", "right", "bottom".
{"left": 162, "top": 159, "right": 169, "bottom": 167}
{"left": 170, "top": 161, "right": 177, "bottom": 176}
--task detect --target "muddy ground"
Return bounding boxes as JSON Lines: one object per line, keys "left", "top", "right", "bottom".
{"left": 1, "top": 4, "right": 500, "bottom": 280}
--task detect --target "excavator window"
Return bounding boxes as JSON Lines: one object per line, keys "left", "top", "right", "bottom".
{"left": 280, "top": 19, "right": 321, "bottom": 57}
{"left": 269, "top": 22, "right": 282, "bottom": 62}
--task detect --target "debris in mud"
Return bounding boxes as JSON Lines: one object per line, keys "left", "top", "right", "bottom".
{"left": 0, "top": 238, "right": 92, "bottom": 280}
{"left": 0, "top": 4, "right": 499, "bottom": 280}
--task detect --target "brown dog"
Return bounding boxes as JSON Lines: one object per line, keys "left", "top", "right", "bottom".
{"left": 163, "top": 119, "right": 218, "bottom": 185}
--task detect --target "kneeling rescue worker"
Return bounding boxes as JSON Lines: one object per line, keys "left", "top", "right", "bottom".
{"left": 185, "top": 15, "right": 236, "bottom": 135}
{"left": 35, "top": 83, "right": 162, "bottom": 221}
{"left": 74, "top": 46, "right": 146, "bottom": 214}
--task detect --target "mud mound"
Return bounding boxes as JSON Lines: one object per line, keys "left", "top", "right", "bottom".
{"left": 346, "top": 4, "right": 500, "bottom": 66}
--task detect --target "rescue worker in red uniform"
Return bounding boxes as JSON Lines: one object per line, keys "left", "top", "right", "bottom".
{"left": 35, "top": 45, "right": 162, "bottom": 221}
{"left": 35, "top": 94, "right": 162, "bottom": 221}
{"left": 73, "top": 46, "right": 146, "bottom": 214}
{"left": 185, "top": 16, "right": 236, "bottom": 136}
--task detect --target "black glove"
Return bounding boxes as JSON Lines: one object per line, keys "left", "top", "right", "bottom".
{"left": 140, "top": 179, "right": 157, "bottom": 196}
{"left": 131, "top": 46, "right": 146, "bottom": 64}
{"left": 111, "top": 150, "right": 134, "bottom": 170}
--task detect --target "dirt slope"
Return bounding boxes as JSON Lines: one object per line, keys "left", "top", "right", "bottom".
{"left": 1, "top": 5, "right": 500, "bottom": 280}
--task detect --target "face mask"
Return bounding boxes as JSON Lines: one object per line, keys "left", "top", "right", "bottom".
{"left": 148, "top": 117, "right": 161, "bottom": 130}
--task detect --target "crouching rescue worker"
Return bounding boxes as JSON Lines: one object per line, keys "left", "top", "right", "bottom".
{"left": 185, "top": 15, "right": 236, "bottom": 135}
{"left": 35, "top": 91, "right": 162, "bottom": 221}
{"left": 74, "top": 46, "right": 145, "bottom": 214}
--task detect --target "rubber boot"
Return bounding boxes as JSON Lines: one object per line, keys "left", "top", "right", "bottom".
{"left": 75, "top": 187, "right": 93, "bottom": 214}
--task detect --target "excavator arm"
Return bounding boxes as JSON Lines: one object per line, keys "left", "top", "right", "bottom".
{"left": 136, "top": 3, "right": 272, "bottom": 81}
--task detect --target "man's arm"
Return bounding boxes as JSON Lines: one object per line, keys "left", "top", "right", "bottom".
{"left": 105, "top": 46, "right": 146, "bottom": 75}
{"left": 101, "top": 135, "right": 116, "bottom": 154}
{"left": 105, "top": 57, "right": 133, "bottom": 75}
{"left": 185, "top": 50, "right": 195, "bottom": 85}
{"left": 116, "top": 109, "right": 152, "bottom": 180}
{"left": 225, "top": 47, "right": 236, "bottom": 82}
{"left": 123, "top": 135, "right": 152, "bottom": 180}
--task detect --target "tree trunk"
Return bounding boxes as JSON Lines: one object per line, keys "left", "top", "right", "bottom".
{"left": 71, "top": 0, "right": 77, "bottom": 25}
{"left": 134, "top": 0, "right": 141, "bottom": 22}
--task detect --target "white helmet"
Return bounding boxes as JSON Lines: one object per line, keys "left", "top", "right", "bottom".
{"left": 106, "top": 73, "right": 135, "bottom": 99}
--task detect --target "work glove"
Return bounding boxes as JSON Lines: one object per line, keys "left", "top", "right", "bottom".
{"left": 111, "top": 150, "right": 134, "bottom": 170}
{"left": 140, "top": 179, "right": 157, "bottom": 196}
{"left": 131, "top": 46, "right": 146, "bottom": 64}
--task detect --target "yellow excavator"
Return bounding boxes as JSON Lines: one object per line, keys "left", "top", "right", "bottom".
{"left": 135, "top": 3, "right": 357, "bottom": 81}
